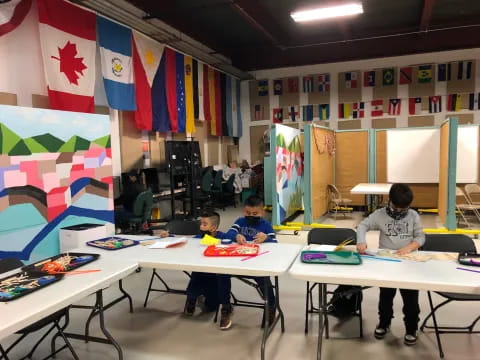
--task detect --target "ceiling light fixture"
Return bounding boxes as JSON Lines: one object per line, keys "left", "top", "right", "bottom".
{"left": 291, "top": 3, "right": 363, "bottom": 22}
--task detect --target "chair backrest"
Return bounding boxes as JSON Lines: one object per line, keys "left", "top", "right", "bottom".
{"left": 212, "top": 170, "right": 223, "bottom": 191}
{"left": 423, "top": 234, "right": 476, "bottom": 253}
{"left": 0, "top": 258, "right": 23, "bottom": 274}
{"left": 308, "top": 228, "right": 357, "bottom": 245}
{"left": 327, "top": 184, "right": 341, "bottom": 200}
{"left": 224, "top": 174, "right": 235, "bottom": 193}
{"left": 165, "top": 219, "right": 200, "bottom": 235}
{"left": 464, "top": 184, "right": 480, "bottom": 203}
{"left": 201, "top": 169, "right": 214, "bottom": 192}
{"left": 456, "top": 187, "right": 471, "bottom": 205}
{"left": 133, "top": 190, "right": 153, "bottom": 222}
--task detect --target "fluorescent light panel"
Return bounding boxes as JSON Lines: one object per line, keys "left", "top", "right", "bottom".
{"left": 291, "top": 3, "right": 363, "bottom": 22}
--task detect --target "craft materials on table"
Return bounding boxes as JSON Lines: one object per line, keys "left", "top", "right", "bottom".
{"left": 360, "top": 255, "right": 402, "bottom": 263}
{"left": 148, "top": 237, "right": 188, "bottom": 249}
{"left": 457, "top": 252, "right": 480, "bottom": 267}
{"left": 87, "top": 237, "right": 139, "bottom": 250}
{"left": 200, "top": 234, "right": 220, "bottom": 245}
{"left": 23, "top": 253, "right": 99, "bottom": 275}
{"left": 456, "top": 267, "right": 480, "bottom": 274}
{"left": 204, "top": 244, "right": 260, "bottom": 257}
{"left": 301, "top": 251, "right": 362, "bottom": 265}
{"left": 0, "top": 272, "right": 63, "bottom": 301}
{"left": 374, "top": 249, "right": 457, "bottom": 262}
{"left": 241, "top": 250, "right": 271, "bottom": 261}
{"left": 333, "top": 237, "right": 355, "bottom": 252}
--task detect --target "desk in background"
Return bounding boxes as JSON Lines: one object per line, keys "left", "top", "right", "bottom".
{"left": 351, "top": 183, "right": 392, "bottom": 214}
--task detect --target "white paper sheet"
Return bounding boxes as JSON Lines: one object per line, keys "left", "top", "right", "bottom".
{"left": 148, "top": 237, "right": 188, "bottom": 249}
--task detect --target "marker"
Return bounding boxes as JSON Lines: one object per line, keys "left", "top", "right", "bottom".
{"left": 456, "top": 267, "right": 480, "bottom": 274}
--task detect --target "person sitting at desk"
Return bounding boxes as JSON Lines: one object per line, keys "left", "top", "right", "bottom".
{"left": 114, "top": 169, "right": 145, "bottom": 229}
{"left": 356, "top": 183, "right": 425, "bottom": 346}
{"left": 223, "top": 161, "right": 242, "bottom": 193}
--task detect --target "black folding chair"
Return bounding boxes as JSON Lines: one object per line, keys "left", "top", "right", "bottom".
{"left": 143, "top": 219, "right": 200, "bottom": 307}
{"left": 0, "top": 258, "right": 78, "bottom": 360}
{"left": 420, "top": 234, "right": 480, "bottom": 358}
{"left": 305, "top": 228, "right": 365, "bottom": 338}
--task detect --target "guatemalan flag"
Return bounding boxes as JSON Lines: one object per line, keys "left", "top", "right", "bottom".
{"left": 38, "top": 0, "right": 96, "bottom": 113}
{"left": 97, "top": 16, "right": 135, "bottom": 110}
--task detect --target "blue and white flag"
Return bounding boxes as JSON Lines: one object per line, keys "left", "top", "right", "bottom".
{"left": 97, "top": 16, "right": 136, "bottom": 110}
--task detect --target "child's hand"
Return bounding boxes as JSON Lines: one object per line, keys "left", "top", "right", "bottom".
{"left": 253, "top": 232, "right": 267, "bottom": 244}
{"left": 395, "top": 246, "right": 414, "bottom": 255}
{"left": 236, "top": 234, "right": 247, "bottom": 244}
{"left": 356, "top": 243, "right": 367, "bottom": 254}
{"left": 159, "top": 230, "right": 169, "bottom": 238}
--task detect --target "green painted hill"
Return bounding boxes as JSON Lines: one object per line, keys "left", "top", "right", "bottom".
{"left": 31, "top": 133, "right": 65, "bottom": 152}
{"left": 93, "top": 135, "right": 111, "bottom": 148}
{"left": 24, "top": 137, "right": 49, "bottom": 153}
{"left": 9, "top": 139, "right": 31, "bottom": 156}
{"left": 58, "top": 136, "right": 91, "bottom": 152}
{"left": 0, "top": 123, "right": 22, "bottom": 154}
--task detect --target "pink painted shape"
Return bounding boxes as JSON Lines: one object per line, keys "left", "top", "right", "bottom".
{"left": 85, "top": 147, "right": 104, "bottom": 158}
{"left": 84, "top": 158, "right": 100, "bottom": 169}
{"left": 4, "top": 170, "right": 27, "bottom": 187}
{"left": 36, "top": 153, "right": 60, "bottom": 160}
{"left": 71, "top": 164, "right": 84, "bottom": 171}
{"left": 101, "top": 176, "right": 113, "bottom": 184}
{"left": 72, "top": 155, "right": 85, "bottom": 164}
{"left": 70, "top": 168, "right": 95, "bottom": 183}
{"left": 47, "top": 204, "right": 67, "bottom": 221}
{"left": 101, "top": 156, "right": 112, "bottom": 166}
{"left": 19, "top": 161, "right": 43, "bottom": 189}
{"left": 106, "top": 148, "right": 111, "bottom": 158}
{"left": 43, "top": 173, "right": 60, "bottom": 193}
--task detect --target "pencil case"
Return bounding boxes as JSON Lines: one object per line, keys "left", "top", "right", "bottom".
{"left": 458, "top": 252, "right": 480, "bottom": 267}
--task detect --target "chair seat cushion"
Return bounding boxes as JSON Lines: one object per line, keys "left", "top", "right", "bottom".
{"left": 436, "top": 292, "right": 480, "bottom": 301}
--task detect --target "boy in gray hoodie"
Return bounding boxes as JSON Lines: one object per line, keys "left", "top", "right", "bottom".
{"left": 356, "top": 183, "right": 425, "bottom": 346}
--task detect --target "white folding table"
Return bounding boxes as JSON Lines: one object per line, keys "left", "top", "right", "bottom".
{"left": 351, "top": 183, "right": 392, "bottom": 214}
{"left": 74, "top": 240, "right": 302, "bottom": 360}
{"left": 289, "top": 248, "right": 480, "bottom": 360}
{"left": 0, "top": 258, "right": 137, "bottom": 360}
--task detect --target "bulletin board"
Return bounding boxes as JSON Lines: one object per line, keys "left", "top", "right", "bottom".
{"left": 335, "top": 131, "right": 368, "bottom": 205}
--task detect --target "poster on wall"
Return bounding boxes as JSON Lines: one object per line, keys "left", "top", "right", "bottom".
{"left": 273, "top": 124, "right": 303, "bottom": 224}
{"left": 0, "top": 105, "right": 113, "bottom": 262}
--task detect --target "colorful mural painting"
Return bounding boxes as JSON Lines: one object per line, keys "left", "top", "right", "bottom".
{"left": 0, "top": 105, "right": 113, "bottom": 262}
{"left": 273, "top": 124, "right": 303, "bottom": 224}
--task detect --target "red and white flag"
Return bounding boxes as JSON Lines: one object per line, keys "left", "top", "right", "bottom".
{"left": 38, "top": 0, "right": 96, "bottom": 113}
{"left": 0, "top": 0, "right": 32, "bottom": 36}
{"left": 371, "top": 99, "right": 383, "bottom": 117}
{"left": 388, "top": 99, "right": 401, "bottom": 115}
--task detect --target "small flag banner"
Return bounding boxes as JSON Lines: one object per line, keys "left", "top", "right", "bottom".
{"left": 258, "top": 79, "right": 268, "bottom": 96}
{"left": 363, "top": 71, "right": 375, "bottom": 87}
{"left": 302, "top": 105, "right": 313, "bottom": 121}
{"left": 303, "top": 76, "right": 313, "bottom": 93}
{"left": 388, "top": 99, "right": 401, "bottom": 115}
{"left": 273, "top": 108, "right": 283, "bottom": 123}
{"left": 352, "top": 102, "right": 365, "bottom": 118}
{"left": 429, "top": 96, "right": 442, "bottom": 113}
{"left": 338, "top": 103, "right": 351, "bottom": 118}
{"left": 344, "top": 72, "right": 358, "bottom": 88}
{"left": 254, "top": 104, "right": 266, "bottom": 120}
{"left": 457, "top": 61, "right": 473, "bottom": 80}
{"left": 287, "top": 106, "right": 299, "bottom": 121}
{"left": 318, "top": 74, "right": 330, "bottom": 92}
{"left": 437, "top": 64, "right": 447, "bottom": 81}
{"left": 447, "top": 94, "right": 461, "bottom": 112}
{"left": 418, "top": 65, "right": 432, "bottom": 83}
{"left": 273, "top": 79, "right": 283, "bottom": 95}
{"left": 371, "top": 99, "right": 383, "bottom": 117}
{"left": 383, "top": 68, "right": 395, "bottom": 86}
{"left": 288, "top": 77, "right": 299, "bottom": 93}
{"left": 399, "top": 67, "right": 412, "bottom": 85}
{"left": 409, "top": 97, "right": 422, "bottom": 115}
{"left": 318, "top": 104, "right": 329, "bottom": 120}
{"left": 469, "top": 93, "right": 480, "bottom": 110}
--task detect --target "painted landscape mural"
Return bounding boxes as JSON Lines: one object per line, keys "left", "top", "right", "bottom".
{"left": 0, "top": 105, "right": 113, "bottom": 262}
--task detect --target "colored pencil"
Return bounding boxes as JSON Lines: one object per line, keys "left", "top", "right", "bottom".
{"left": 456, "top": 267, "right": 480, "bottom": 274}
{"left": 360, "top": 255, "right": 402, "bottom": 263}
{"left": 241, "top": 251, "right": 270, "bottom": 261}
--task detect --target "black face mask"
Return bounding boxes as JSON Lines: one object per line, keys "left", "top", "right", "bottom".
{"left": 200, "top": 230, "right": 212, "bottom": 237}
{"left": 386, "top": 203, "right": 409, "bottom": 220}
{"left": 245, "top": 216, "right": 261, "bottom": 226}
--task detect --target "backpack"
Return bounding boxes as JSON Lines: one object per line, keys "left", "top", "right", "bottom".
{"left": 327, "top": 285, "right": 363, "bottom": 318}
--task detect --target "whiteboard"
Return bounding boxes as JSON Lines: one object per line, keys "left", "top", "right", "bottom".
{"left": 387, "top": 128, "right": 440, "bottom": 183}
{"left": 456, "top": 126, "right": 478, "bottom": 183}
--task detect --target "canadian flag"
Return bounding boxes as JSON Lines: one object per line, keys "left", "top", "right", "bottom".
{"left": 38, "top": 0, "right": 96, "bottom": 113}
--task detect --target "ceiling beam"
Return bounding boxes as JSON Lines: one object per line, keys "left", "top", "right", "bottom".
{"left": 420, "top": 0, "right": 436, "bottom": 32}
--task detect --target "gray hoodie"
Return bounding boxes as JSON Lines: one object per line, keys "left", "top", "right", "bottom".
{"left": 357, "top": 208, "right": 425, "bottom": 250}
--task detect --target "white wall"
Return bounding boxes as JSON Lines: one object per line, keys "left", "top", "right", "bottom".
{"left": 239, "top": 48, "right": 480, "bottom": 163}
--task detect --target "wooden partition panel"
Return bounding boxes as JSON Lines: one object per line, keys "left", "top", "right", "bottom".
{"left": 311, "top": 127, "right": 334, "bottom": 219}
{"left": 250, "top": 125, "right": 269, "bottom": 164}
{"left": 438, "top": 122, "right": 450, "bottom": 224}
{"left": 335, "top": 131, "right": 368, "bottom": 205}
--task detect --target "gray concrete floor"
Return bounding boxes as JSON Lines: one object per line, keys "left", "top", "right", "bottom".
{"left": 2, "top": 208, "right": 479, "bottom": 360}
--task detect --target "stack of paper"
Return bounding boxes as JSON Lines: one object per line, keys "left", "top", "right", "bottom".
{"left": 148, "top": 237, "right": 188, "bottom": 249}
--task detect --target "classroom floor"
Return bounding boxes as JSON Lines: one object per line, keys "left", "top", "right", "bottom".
{"left": 3, "top": 209, "right": 479, "bottom": 360}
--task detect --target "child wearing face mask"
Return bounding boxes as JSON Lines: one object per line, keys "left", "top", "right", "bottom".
{"left": 217, "top": 195, "right": 277, "bottom": 330}
{"left": 356, "top": 183, "right": 425, "bottom": 346}
{"left": 182, "top": 211, "right": 228, "bottom": 316}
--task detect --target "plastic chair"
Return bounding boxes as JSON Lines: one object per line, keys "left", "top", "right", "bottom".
{"left": 143, "top": 219, "right": 200, "bottom": 308}
{"left": 128, "top": 189, "right": 153, "bottom": 233}
{"left": 304, "top": 228, "right": 364, "bottom": 338}
{"left": 420, "top": 234, "right": 479, "bottom": 358}
{"left": 327, "top": 184, "right": 353, "bottom": 219}
{"left": 0, "top": 258, "right": 78, "bottom": 360}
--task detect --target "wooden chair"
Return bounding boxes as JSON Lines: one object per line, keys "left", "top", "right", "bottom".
{"left": 327, "top": 184, "right": 353, "bottom": 219}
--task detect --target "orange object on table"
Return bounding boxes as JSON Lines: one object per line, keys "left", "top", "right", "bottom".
{"left": 203, "top": 244, "right": 260, "bottom": 257}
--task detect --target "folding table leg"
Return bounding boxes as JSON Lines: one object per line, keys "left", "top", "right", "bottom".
{"left": 0, "top": 344, "right": 9, "bottom": 360}
{"left": 427, "top": 291, "right": 445, "bottom": 358}
{"left": 317, "top": 282, "right": 326, "bottom": 360}
{"left": 275, "top": 277, "right": 285, "bottom": 332}
{"left": 96, "top": 290, "right": 124, "bottom": 360}
{"left": 260, "top": 279, "right": 269, "bottom": 360}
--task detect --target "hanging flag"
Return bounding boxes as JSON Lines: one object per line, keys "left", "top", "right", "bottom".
{"left": 302, "top": 105, "right": 313, "bottom": 121}
{"left": 208, "top": 66, "right": 216, "bottom": 134}
{"left": 197, "top": 60, "right": 205, "bottom": 121}
{"left": 214, "top": 70, "right": 223, "bottom": 135}
{"left": 429, "top": 96, "right": 442, "bottom": 113}
{"left": 203, "top": 64, "right": 212, "bottom": 127}
{"left": 254, "top": 105, "right": 264, "bottom": 121}
{"left": 409, "top": 97, "right": 422, "bottom": 115}
{"left": 447, "top": 94, "right": 461, "bottom": 111}
{"left": 319, "top": 104, "right": 329, "bottom": 120}
{"left": 288, "top": 77, "right": 299, "bottom": 93}
{"left": 303, "top": 76, "right": 313, "bottom": 93}
{"left": 236, "top": 79, "right": 242, "bottom": 137}
{"left": 133, "top": 31, "right": 164, "bottom": 131}
{"left": 288, "top": 106, "right": 299, "bottom": 121}
{"left": 192, "top": 59, "right": 199, "bottom": 119}
{"left": 0, "top": 0, "right": 32, "bottom": 37}
{"left": 363, "top": 71, "right": 375, "bottom": 87}
{"left": 225, "top": 75, "right": 233, "bottom": 136}
{"left": 399, "top": 67, "right": 412, "bottom": 84}
{"left": 371, "top": 99, "right": 383, "bottom": 117}
{"left": 437, "top": 64, "right": 447, "bottom": 81}
{"left": 469, "top": 93, "right": 480, "bottom": 110}
{"left": 382, "top": 68, "right": 395, "bottom": 86}
{"left": 273, "top": 108, "right": 284, "bottom": 123}
{"left": 447, "top": 63, "right": 452, "bottom": 81}
{"left": 344, "top": 72, "right": 358, "bottom": 88}
{"left": 273, "top": 79, "right": 283, "bottom": 95}
{"left": 388, "top": 99, "right": 401, "bottom": 115}
{"left": 151, "top": 52, "right": 170, "bottom": 133}
{"left": 352, "top": 102, "right": 365, "bottom": 118}
{"left": 318, "top": 74, "right": 330, "bottom": 92}
{"left": 97, "top": 17, "right": 135, "bottom": 111}
{"left": 257, "top": 79, "right": 268, "bottom": 96}
{"left": 418, "top": 65, "right": 432, "bottom": 83}
{"left": 175, "top": 51, "right": 186, "bottom": 133}
{"left": 220, "top": 73, "right": 228, "bottom": 136}
{"left": 184, "top": 55, "right": 195, "bottom": 133}
{"left": 230, "top": 76, "right": 236, "bottom": 136}
{"left": 338, "top": 103, "right": 351, "bottom": 119}
{"left": 457, "top": 61, "right": 473, "bottom": 80}
{"left": 38, "top": 0, "right": 96, "bottom": 113}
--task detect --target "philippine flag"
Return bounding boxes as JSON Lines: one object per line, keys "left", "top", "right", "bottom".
{"left": 97, "top": 16, "right": 135, "bottom": 110}
{"left": 38, "top": 0, "right": 96, "bottom": 113}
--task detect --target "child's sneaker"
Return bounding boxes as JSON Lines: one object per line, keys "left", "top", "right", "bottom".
{"left": 219, "top": 305, "right": 233, "bottom": 330}
{"left": 374, "top": 326, "right": 390, "bottom": 339}
{"left": 404, "top": 333, "right": 417, "bottom": 346}
{"left": 184, "top": 298, "right": 196, "bottom": 316}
